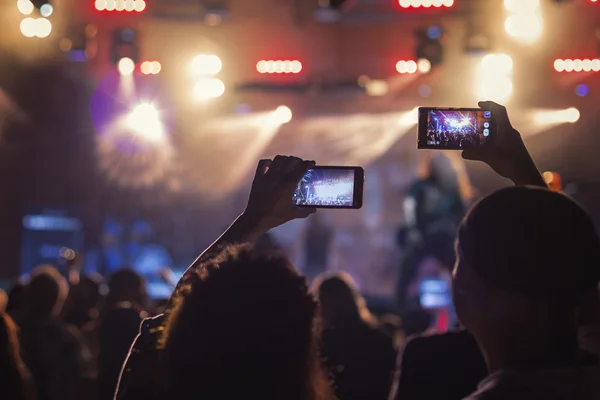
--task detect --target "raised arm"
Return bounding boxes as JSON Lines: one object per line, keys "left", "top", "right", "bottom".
{"left": 462, "top": 101, "right": 547, "bottom": 188}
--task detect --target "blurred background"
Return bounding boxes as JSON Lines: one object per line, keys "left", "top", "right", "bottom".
{"left": 0, "top": 0, "right": 599, "bottom": 305}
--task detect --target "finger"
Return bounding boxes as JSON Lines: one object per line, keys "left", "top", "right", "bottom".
{"left": 254, "top": 159, "right": 272, "bottom": 181}
{"left": 295, "top": 207, "right": 317, "bottom": 219}
{"left": 287, "top": 160, "right": 315, "bottom": 186}
{"left": 462, "top": 149, "right": 481, "bottom": 161}
{"left": 266, "top": 155, "right": 288, "bottom": 176}
{"left": 478, "top": 101, "right": 513, "bottom": 129}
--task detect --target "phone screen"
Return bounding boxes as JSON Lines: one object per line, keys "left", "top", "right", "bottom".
{"left": 293, "top": 168, "right": 359, "bottom": 208}
{"left": 419, "top": 279, "right": 452, "bottom": 309}
{"left": 419, "top": 108, "right": 494, "bottom": 149}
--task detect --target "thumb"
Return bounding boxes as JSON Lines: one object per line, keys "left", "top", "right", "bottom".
{"left": 462, "top": 149, "right": 480, "bottom": 161}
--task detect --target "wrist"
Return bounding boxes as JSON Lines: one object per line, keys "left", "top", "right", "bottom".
{"left": 233, "top": 212, "right": 272, "bottom": 242}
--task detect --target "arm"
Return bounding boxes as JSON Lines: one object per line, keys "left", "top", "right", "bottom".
{"left": 462, "top": 101, "right": 547, "bottom": 189}
{"left": 115, "top": 156, "right": 316, "bottom": 400}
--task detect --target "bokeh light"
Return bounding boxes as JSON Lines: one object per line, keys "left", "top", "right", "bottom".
{"left": 118, "top": 57, "right": 136, "bottom": 76}
{"left": 193, "top": 78, "right": 225, "bottom": 100}
{"left": 17, "top": 0, "right": 34, "bottom": 15}
{"left": 191, "top": 54, "right": 222, "bottom": 75}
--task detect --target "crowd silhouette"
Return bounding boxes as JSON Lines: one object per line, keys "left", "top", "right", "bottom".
{"left": 1, "top": 101, "right": 600, "bottom": 400}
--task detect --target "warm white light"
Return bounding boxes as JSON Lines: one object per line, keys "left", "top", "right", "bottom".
{"left": 135, "top": 0, "right": 146, "bottom": 12}
{"left": 533, "top": 108, "right": 580, "bottom": 125}
{"left": 366, "top": 80, "right": 389, "bottom": 96}
{"left": 191, "top": 54, "right": 222, "bottom": 75}
{"left": 36, "top": 18, "right": 52, "bottom": 38}
{"left": 480, "top": 76, "right": 513, "bottom": 103}
{"left": 151, "top": 61, "right": 161, "bottom": 74}
{"left": 20, "top": 17, "right": 36, "bottom": 37}
{"left": 406, "top": 60, "right": 418, "bottom": 74}
{"left": 272, "top": 106, "right": 293, "bottom": 124}
{"left": 290, "top": 60, "right": 302, "bottom": 73}
{"left": 554, "top": 59, "right": 565, "bottom": 72}
{"left": 126, "top": 103, "right": 165, "bottom": 142}
{"left": 504, "top": 0, "right": 539, "bottom": 13}
{"left": 17, "top": 0, "right": 34, "bottom": 15}
{"left": 193, "top": 78, "right": 225, "bottom": 101}
{"left": 582, "top": 59, "right": 592, "bottom": 72}
{"left": 505, "top": 14, "right": 543, "bottom": 43}
{"left": 417, "top": 58, "right": 432, "bottom": 74}
{"left": 398, "top": 107, "right": 420, "bottom": 126}
{"left": 40, "top": 3, "right": 53, "bottom": 17}
{"left": 564, "top": 59, "right": 574, "bottom": 72}
{"left": 592, "top": 59, "right": 600, "bottom": 72}
{"left": 481, "top": 54, "right": 513, "bottom": 75}
{"left": 118, "top": 57, "right": 135, "bottom": 76}
{"left": 257, "top": 60, "right": 267, "bottom": 74}
{"left": 95, "top": 0, "right": 105, "bottom": 10}
{"left": 573, "top": 59, "right": 583, "bottom": 72}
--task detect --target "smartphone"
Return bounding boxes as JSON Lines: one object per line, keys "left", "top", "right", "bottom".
{"left": 419, "top": 279, "right": 452, "bottom": 309}
{"left": 293, "top": 166, "right": 364, "bottom": 209}
{"left": 418, "top": 107, "right": 495, "bottom": 150}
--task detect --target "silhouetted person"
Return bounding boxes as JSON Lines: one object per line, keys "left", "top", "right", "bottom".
{"left": 455, "top": 186, "right": 600, "bottom": 399}
{"left": 0, "top": 312, "right": 36, "bottom": 400}
{"left": 62, "top": 275, "right": 103, "bottom": 330}
{"left": 19, "top": 266, "right": 91, "bottom": 400}
{"left": 97, "top": 268, "right": 147, "bottom": 400}
{"left": 313, "top": 272, "right": 396, "bottom": 400}
{"left": 396, "top": 154, "right": 471, "bottom": 312}
{"left": 161, "top": 245, "right": 333, "bottom": 399}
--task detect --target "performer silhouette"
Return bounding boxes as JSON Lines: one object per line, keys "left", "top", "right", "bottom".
{"left": 395, "top": 154, "right": 472, "bottom": 312}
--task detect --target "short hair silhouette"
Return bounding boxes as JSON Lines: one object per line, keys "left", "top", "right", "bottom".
{"left": 457, "top": 186, "right": 600, "bottom": 307}
{"left": 25, "top": 266, "right": 68, "bottom": 317}
{"left": 162, "top": 245, "right": 332, "bottom": 400}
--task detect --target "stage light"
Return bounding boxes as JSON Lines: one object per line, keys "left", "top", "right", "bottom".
{"left": 395, "top": 60, "right": 418, "bottom": 74}
{"left": 366, "top": 80, "right": 389, "bottom": 96}
{"left": 554, "top": 58, "right": 600, "bottom": 72}
{"left": 504, "top": 0, "right": 539, "bottom": 13}
{"left": 576, "top": 84, "right": 589, "bottom": 97}
{"left": 95, "top": 0, "right": 146, "bottom": 12}
{"left": 482, "top": 53, "right": 513, "bottom": 74}
{"left": 193, "top": 78, "right": 225, "bottom": 101}
{"left": 256, "top": 60, "right": 302, "bottom": 74}
{"left": 191, "top": 54, "right": 222, "bottom": 75}
{"left": 417, "top": 58, "right": 432, "bottom": 73}
{"left": 20, "top": 17, "right": 36, "bottom": 37}
{"left": 40, "top": 3, "right": 53, "bottom": 17}
{"left": 140, "top": 61, "right": 161, "bottom": 75}
{"left": 36, "top": 17, "right": 51, "bottom": 37}
{"left": 118, "top": 57, "right": 135, "bottom": 76}
{"left": 126, "top": 103, "right": 165, "bottom": 142}
{"left": 271, "top": 106, "right": 293, "bottom": 124}
{"left": 398, "top": 107, "right": 420, "bottom": 126}
{"left": 505, "top": 14, "right": 543, "bottom": 43}
{"left": 480, "top": 77, "right": 513, "bottom": 103}
{"left": 534, "top": 108, "right": 580, "bottom": 125}
{"left": 17, "top": 0, "right": 34, "bottom": 15}
{"left": 398, "top": 0, "right": 453, "bottom": 8}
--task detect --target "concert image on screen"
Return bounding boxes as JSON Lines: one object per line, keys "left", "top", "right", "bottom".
{"left": 293, "top": 169, "right": 355, "bottom": 207}
{"left": 426, "top": 110, "right": 492, "bottom": 148}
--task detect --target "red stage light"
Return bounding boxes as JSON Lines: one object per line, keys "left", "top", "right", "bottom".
{"left": 554, "top": 59, "right": 600, "bottom": 72}
{"left": 396, "top": 60, "right": 418, "bottom": 74}
{"left": 256, "top": 60, "right": 302, "bottom": 74}
{"left": 95, "top": 0, "right": 146, "bottom": 12}
{"left": 398, "top": 0, "right": 454, "bottom": 9}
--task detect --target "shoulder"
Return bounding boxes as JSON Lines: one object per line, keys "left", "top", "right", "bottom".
{"left": 402, "top": 330, "right": 478, "bottom": 364}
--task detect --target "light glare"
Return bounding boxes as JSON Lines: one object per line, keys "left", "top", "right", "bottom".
{"left": 271, "top": 106, "right": 293, "bottom": 125}
{"left": 118, "top": 57, "right": 136, "bottom": 76}
{"left": 17, "top": 0, "right": 34, "bottom": 15}
{"left": 504, "top": 14, "right": 543, "bottom": 43}
{"left": 192, "top": 54, "right": 222, "bottom": 75}
{"left": 126, "top": 103, "right": 165, "bottom": 142}
{"left": 193, "top": 78, "right": 225, "bottom": 101}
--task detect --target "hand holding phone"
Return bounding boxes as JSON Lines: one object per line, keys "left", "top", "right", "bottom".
{"left": 418, "top": 107, "right": 496, "bottom": 150}
{"left": 293, "top": 166, "right": 364, "bottom": 209}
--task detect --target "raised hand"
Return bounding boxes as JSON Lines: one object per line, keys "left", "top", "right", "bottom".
{"left": 462, "top": 101, "right": 546, "bottom": 187}
{"left": 243, "top": 155, "right": 317, "bottom": 232}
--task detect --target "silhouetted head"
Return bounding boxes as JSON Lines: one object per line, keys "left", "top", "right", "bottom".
{"left": 312, "top": 272, "right": 374, "bottom": 329}
{"left": 453, "top": 187, "right": 600, "bottom": 359}
{"left": 25, "top": 265, "right": 68, "bottom": 318}
{"left": 106, "top": 268, "right": 146, "bottom": 310}
{"left": 162, "top": 245, "right": 332, "bottom": 400}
